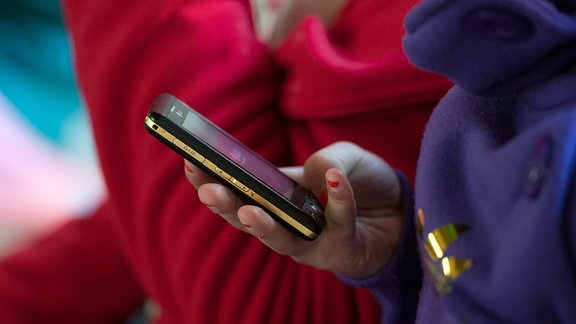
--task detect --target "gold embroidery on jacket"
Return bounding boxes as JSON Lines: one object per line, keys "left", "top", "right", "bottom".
{"left": 417, "top": 208, "right": 473, "bottom": 296}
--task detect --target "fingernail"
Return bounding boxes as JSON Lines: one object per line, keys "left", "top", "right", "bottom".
{"left": 327, "top": 179, "right": 340, "bottom": 188}
{"left": 184, "top": 163, "right": 193, "bottom": 173}
{"left": 242, "top": 223, "right": 251, "bottom": 229}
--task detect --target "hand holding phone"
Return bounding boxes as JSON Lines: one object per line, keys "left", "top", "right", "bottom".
{"left": 144, "top": 94, "right": 324, "bottom": 240}
{"left": 187, "top": 141, "right": 406, "bottom": 279}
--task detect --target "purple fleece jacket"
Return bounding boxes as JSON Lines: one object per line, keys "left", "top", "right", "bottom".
{"left": 342, "top": 0, "right": 576, "bottom": 322}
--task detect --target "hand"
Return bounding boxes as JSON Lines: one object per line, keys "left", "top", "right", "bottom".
{"left": 185, "top": 141, "right": 404, "bottom": 278}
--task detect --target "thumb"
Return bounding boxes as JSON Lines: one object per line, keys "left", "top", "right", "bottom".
{"left": 323, "top": 168, "right": 357, "bottom": 231}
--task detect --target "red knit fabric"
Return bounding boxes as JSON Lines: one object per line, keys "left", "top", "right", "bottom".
{"left": 0, "top": 0, "right": 450, "bottom": 322}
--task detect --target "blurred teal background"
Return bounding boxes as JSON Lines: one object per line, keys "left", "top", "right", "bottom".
{"left": 0, "top": 0, "right": 103, "bottom": 255}
{"left": 0, "top": 0, "right": 82, "bottom": 145}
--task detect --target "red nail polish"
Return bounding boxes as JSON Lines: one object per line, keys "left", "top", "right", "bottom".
{"left": 242, "top": 223, "right": 251, "bottom": 229}
{"left": 327, "top": 179, "right": 339, "bottom": 188}
{"left": 184, "top": 163, "right": 193, "bottom": 173}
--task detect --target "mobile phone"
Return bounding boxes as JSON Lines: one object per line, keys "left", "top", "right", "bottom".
{"left": 144, "top": 94, "right": 324, "bottom": 240}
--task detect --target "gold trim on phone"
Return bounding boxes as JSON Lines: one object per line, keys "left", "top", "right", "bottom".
{"left": 145, "top": 116, "right": 319, "bottom": 240}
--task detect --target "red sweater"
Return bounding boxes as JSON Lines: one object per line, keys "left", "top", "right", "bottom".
{"left": 0, "top": 0, "right": 450, "bottom": 322}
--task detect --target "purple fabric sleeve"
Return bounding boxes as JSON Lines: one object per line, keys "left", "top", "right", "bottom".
{"left": 337, "top": 171, "right": 422, "bottom": 324}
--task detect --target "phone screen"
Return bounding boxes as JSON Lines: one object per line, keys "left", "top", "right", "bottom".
{"left": 167, "top": 104, "right": 296, "bottom": 198}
